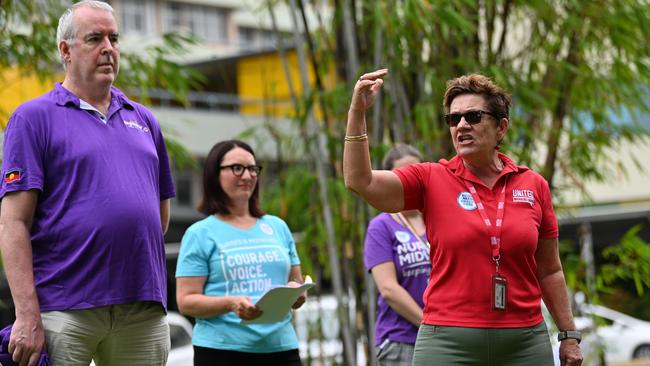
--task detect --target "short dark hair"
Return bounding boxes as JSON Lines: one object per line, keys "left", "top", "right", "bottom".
{"left": 198, "top": 140, "right": 265, "bottom": 218}
{"left": 382, "top": 143, "right": 423, "bottom": 170}
{"left": 443, "top": 74, "right": 512, "bottom": 125}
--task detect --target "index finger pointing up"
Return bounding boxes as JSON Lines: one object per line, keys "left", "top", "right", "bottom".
{"left": 358, "top": 68, "right": 388, "bottom": 82}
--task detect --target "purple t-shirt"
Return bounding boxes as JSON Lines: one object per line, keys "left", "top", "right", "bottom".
{"left": 0, "top": 83, "right": 176, "bottom": 311}
{"left": 364, "top": 212, "right": 431, "bottom": 345}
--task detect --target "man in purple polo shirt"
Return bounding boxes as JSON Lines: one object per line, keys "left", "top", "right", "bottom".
{"left": 0, "top": 1, "right": 175, "bottom": 365}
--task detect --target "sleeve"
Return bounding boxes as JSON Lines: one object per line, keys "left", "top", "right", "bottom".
{"left": 280, "top": 219, "right": 301, "bottom": 266}
{"left": 393, "top": 163, "right": 430, "bottom": 211}
{"left": 175, "top": 228, "right": 211, "bottom": 277}
{"left": 538, "top": 177, "right": 559, "bottom": 239}
{"left": 363, "top": 215, "right": 395, "bottom": 272}
{"left": 144, "top": 108, "right": 176, "bottom": 201}
{"left": 0, "top": 113, "right": 45, "bottom": 198}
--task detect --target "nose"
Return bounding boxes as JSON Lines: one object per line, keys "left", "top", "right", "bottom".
{"left": 100, "top": 37, "right": 115, "bottom": 55}
{"left": 241, "top": 168, "right": 254, "bottom": 179}
{"left": 457, "top": 116, "right": 471, "bottom": 128}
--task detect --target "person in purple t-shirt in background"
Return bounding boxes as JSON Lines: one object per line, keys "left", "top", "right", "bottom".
{"left": 364, "top": 144, "right": 431, "bottom": 366}
{"left": 0, "top": 1, "right": 175, "bottom": 365}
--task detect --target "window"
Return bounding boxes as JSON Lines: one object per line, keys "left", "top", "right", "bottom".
{"left": 164, "top": 2, "right": 228, "bottom": 43}
{"left": 120, "top": 0, "right": 154, "bottom": 36}
{"left": 238, "top": 27, "right": 277, "bottom": 50}
{"left": 239, "top": 27, "right": 256, "bottom": 48}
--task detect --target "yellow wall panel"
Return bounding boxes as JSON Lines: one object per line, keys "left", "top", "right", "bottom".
{"left": 238, "top": 50, "right": 334, "bottom": 119}
{"left": 0, "top": 68, "right": 59, "bottom": 127}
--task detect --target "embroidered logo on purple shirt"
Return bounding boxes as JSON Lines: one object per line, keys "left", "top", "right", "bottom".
{"left": 123, "top": 120, "right": 149, "bottom": 132}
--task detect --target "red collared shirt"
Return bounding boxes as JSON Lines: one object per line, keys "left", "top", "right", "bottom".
{"left": 394, "top": 153, "right": 557, "bottom": 327}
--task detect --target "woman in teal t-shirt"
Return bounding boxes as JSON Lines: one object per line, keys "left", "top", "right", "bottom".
{"left": 176, "top": 140, "right": 305, "bottom": 366}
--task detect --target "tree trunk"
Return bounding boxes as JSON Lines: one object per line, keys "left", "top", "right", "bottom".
{"left": 287, "top": 1, "right": 357, "bottom": 365}
{"left": 542, "top": 30, "right": 582, "bottom": 187}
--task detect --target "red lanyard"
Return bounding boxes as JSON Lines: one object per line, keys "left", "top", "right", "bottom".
{"left": 464, "top": 176, "right": 508, "bottom": 273}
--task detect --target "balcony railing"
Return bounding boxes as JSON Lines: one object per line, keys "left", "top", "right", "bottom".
{"left": 128, "top": 88, "right": 293, "bottom": 112}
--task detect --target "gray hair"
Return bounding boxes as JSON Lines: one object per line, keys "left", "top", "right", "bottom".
{"left": 57, "top": 0, "right": 115, "bottom": 69}
{"left": 382, "top": 143, "right": 423, "bottom": 170}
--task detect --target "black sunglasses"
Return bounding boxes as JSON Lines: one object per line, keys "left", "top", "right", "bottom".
{"left": 220, "top": 164, "right": 263, "bottom": 177}
{"left": 445, "top": 110, "right": 497, "bottom": 127}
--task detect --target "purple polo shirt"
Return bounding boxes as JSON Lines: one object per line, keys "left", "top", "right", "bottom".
{"left": 0, "top": 83, "right": 175, "bottom": 311}
{"left": 364, "top": 212, "right": 431, "bottom": 345}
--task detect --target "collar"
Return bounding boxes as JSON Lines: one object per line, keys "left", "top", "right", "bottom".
{"left": 439, "top": 152, "right": 528, "bottom": 186}
{"left": 52, "top": 82, "right": 135, "bottom": 111}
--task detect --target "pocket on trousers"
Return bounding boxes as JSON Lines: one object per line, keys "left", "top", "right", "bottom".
{"left": 376, "top": 341, "right": 400, "bottom": 361}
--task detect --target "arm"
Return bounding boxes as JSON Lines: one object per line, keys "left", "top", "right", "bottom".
{"left": 288, "top": 265, "right": 303, "bottom": 284}
{"left": 342, "top": 69, "right": 404, "bottom": 213}
{"left": 371, "top": 262, "right": 423, "bottom": 326}
{"left": 160, "top": 199, "right": 170, "bottom": 235}
{"left": 176, "top": 276, "right": 262, "bottom": 320}
{"left": 535, "top": 237, "right": 583, "bottom": 366}
{"left": 0, "top": 190, "right": 45, "bottom": 366}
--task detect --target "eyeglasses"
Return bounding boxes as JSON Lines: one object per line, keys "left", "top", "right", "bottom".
{"left": 220, "top": 164, "right": 263, "bottom": 177}
{"left": 445, "top": 110, "right": 497, "bottom": 127}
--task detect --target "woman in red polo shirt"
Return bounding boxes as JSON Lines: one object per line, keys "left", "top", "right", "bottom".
{"left": 343, "top": 69, "right": 583, "bottom": 366}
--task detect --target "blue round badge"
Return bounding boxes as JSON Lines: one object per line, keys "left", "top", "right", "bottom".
{"left": 457, "top": 192, "right": 477, "bottom": 210}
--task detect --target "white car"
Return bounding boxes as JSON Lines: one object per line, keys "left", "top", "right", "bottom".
{"left": 579, "top": 303, "right": 650, "bottom": 364}
{"left": 90, "top": 311, "right": 193, "bottom": 366}
{"left": 166, "top": 311, "right": 194, "bottom": 366}
{"left": 546, "top": 303, "right": 650, "bottom": 365}
{"left": 293, "top": 294, "right": 367, "bottom": 366}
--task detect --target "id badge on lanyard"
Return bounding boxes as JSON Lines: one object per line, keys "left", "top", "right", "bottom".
{"left": 492, "top": 274, "right": 507, "bottom": 310}
{"left": 465, "top": 177, "right": 508, "bottom": 311}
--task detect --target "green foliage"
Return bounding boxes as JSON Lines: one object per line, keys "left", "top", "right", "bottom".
{"left": 559, "top": 225, "right": 650, "bottom": 319}
{"left": 558, "top": 239, "right": 584, "bottom": 292}
{"left": 258, "top": 0, "right": 650, "bottom": 360}
{"left": 598, "top": 225, "right": 650, "bottom": 296}
{"left": 267, "top": 0, "right": 650, "bottom": 279}
{"left": 165, "top": 134, "right": 198, "bottom": 170}
{"left": 117, "top": 33, "right": 206, "bottom": 106}
{"left": 0, "top": 0, "right": 64, "bottom": 79}
{"left": 0, "top": 0, "right": 202, "bottom": 167}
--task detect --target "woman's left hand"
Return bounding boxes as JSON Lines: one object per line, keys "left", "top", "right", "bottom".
{"left": 287, "top": 281, "right": 307, "bottom": 309}
{"left": 560, "top": 340, "right": 583, "bottom": 366}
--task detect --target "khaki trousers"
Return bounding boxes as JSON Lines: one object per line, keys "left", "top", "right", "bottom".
{"left": 41, "top": 301, "right": 170, "bottom": 366}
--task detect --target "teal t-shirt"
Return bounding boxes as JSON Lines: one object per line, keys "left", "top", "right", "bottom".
{"left": 176, "top": 214, "right": 301, "bottom": 352}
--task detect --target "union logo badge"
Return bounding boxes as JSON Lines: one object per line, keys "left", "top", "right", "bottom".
{"left": 457, "top": 192, "right": 477, "bottom": 210}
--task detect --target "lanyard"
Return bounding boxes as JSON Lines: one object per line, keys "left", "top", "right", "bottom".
{"left": 392, "top": 212, "right": 431, "bottom": 251}
{"left": 464, "top": 176, "right": 508, "bottom": 273}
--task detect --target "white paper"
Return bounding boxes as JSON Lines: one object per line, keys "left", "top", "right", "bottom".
{"left": 241, "top": 277, "right": 315, "bottom": 324}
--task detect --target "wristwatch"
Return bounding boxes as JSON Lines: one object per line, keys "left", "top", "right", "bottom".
{"left": 557, "top": 330, "right": 582, "bottom": 344}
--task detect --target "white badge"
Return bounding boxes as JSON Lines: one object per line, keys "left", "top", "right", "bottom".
{"left": 457, "top": 192, "right": 477, "bottom": 210}
{"left": 395, "top": 231, "right": 411, "bottom": 243}
{"left": 260, "top": 223, "right": 273, "bottom": 235}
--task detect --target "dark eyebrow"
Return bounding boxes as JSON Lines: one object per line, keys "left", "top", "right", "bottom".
{"left": 84, "top": 31, "right": 102, "bottom": 40}
{"left": 83, "top": 31, "right": 120, "bottom": 40}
